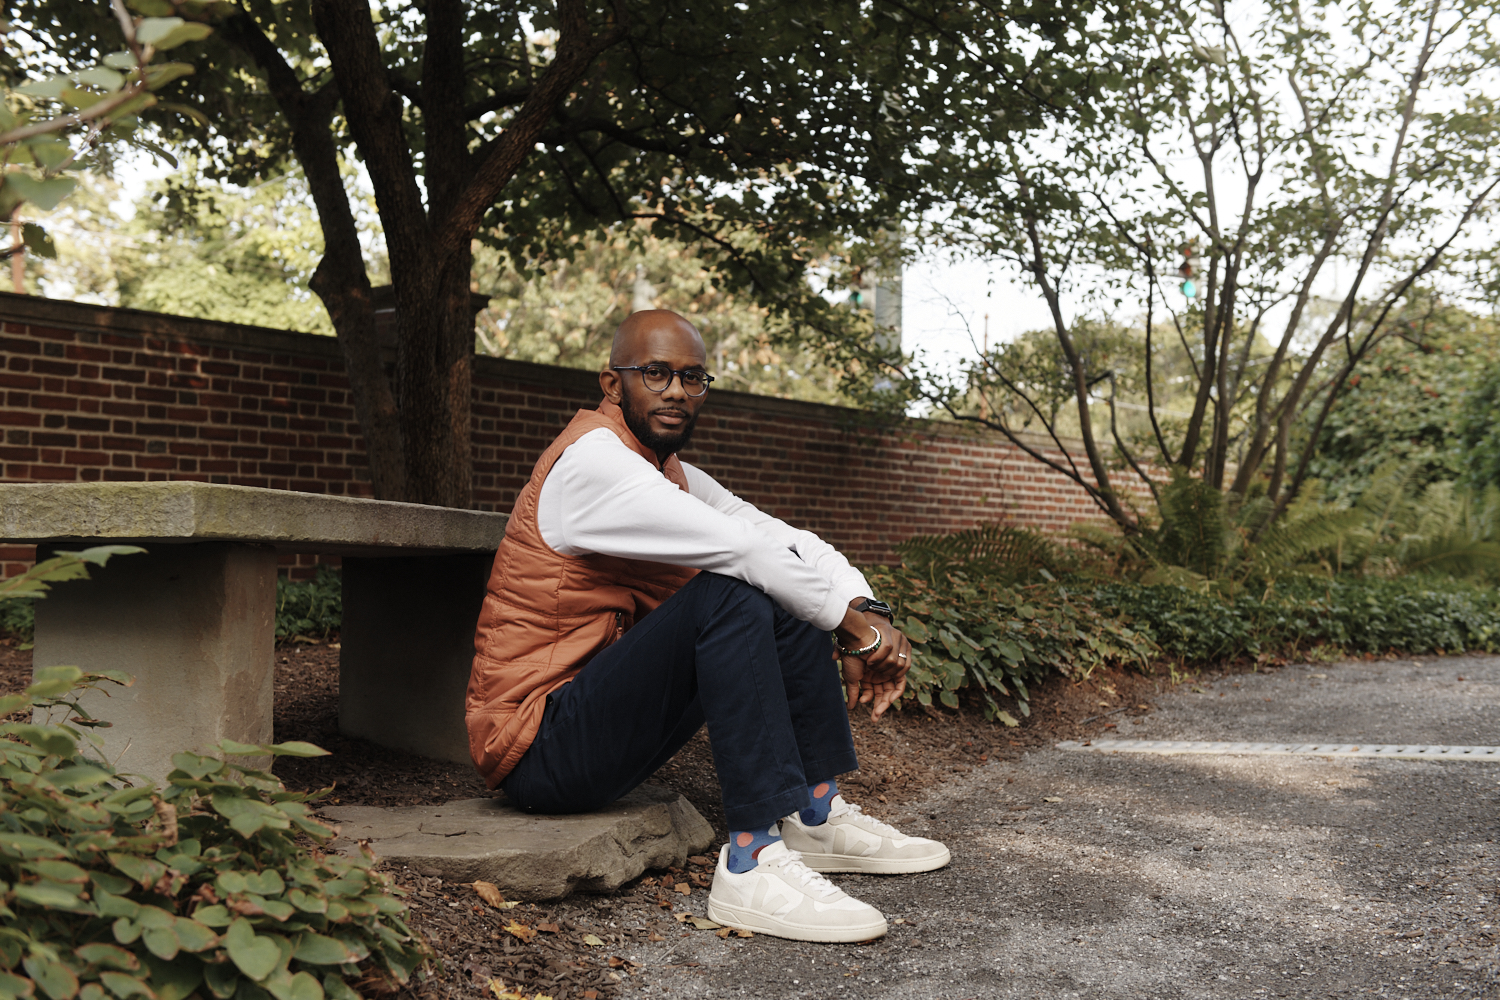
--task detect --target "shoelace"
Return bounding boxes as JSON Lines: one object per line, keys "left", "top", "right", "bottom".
{"left": 768, "top": 848, "right": 842, "bottom": 899}
{"left": 829, "top": 800, "right": 905, "bottom": 839}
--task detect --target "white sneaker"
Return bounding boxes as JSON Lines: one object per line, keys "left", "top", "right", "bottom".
{"left": 781, "top": 795, "right": 952, "bottom": 874}
{"left": 705, "top": 840, "right": 887, "bottom": 943}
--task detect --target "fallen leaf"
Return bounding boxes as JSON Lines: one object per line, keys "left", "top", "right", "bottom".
{"left": 536, "top": 923, "right": 560, "bottom": 933}
{"left": 687, "top": 855, "right": 711, "bottom": 866}
{"left": 472, "top": 881, "right": 507, "bottom": 908}
{"left": 687, "top": 916, "right": 722, "bottom": 930}
{"left": 673, "top": 883, "right": 691, "bottom": 895}
{"left": 715, "top": 927, "right": 732, "bottom": 939}
{"left": 581, "top": 934, "right": 605, "bottom": 947}
{"left": 735, "top": 929, "right": 753, "bottom": 938}
{"left": 607, "top": 957, "right": 625, "bottom": 968}
{"left": 877, "top": 795, "right": 888, "bottom": 803}
{"left": 647, "top": 931, "right": 664, "bottom": 942}
{"left": 1043, "top": 797, "right": 1063, "bottom": 803}
{"left": 673, "top": 913, "right": 690, "bottom": 923}
{"left": 501, "top": 921, "right": 536, "bottom": 943}
{"left": 582, "top": 992, "right": 598, "bottom": 1000}
{"left": 487, "top": 980, "right": 526, "bottom": 1000}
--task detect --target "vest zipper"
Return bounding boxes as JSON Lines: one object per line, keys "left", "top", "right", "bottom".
{"left": 613, "top": 611, "right": 625, "bottom": 643}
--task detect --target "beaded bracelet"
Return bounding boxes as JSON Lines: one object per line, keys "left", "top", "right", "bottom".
{"left": 838, "top": 627, "right": 883, "bottom": 658}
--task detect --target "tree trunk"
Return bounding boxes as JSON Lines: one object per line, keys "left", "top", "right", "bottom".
{"left": 394, "top": 249, "right": 476, "bottom": 508}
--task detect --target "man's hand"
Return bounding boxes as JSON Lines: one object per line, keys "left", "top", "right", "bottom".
{"left": 835, "top": 606, "right": 912, "bottom": 719}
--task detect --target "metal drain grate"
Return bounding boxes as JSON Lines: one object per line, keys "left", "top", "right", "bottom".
{"left": 1055, "top": 739, "right": 1500, "bottom": 761}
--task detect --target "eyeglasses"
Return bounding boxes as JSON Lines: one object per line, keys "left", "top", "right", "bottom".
{"left": 611, "top": 364, "right": 716, "bottom": 397}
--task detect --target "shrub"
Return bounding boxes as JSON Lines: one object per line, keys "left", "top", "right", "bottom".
{"left": 275, "top": 567, "right": 342, "bottom": 643}
{"left": 1093, "top": 576, "right": 1500, "bottom": 663}
{"left": 866, "top": 565, "right": 1157, "bottom": 725}
{"left": 0, "top": 665, "right": 428, "bottom": 1000}
{"left": 0, "top": 549, "right": 426, "bottom": 1000}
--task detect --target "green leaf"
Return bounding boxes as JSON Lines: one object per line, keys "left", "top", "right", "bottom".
{"left": 172, "top": 918, "right": 219, "bottom": 953}
{"left": 5, "top": 176, "right": 77, "bottom": 213}
{"left": 141, "top": 928, "right": 179, "bottom": 961}
{"left": 19, "top": 224, "right": 55, "bottom": 261}
{"left": 103, "top": 52, "right": 137, "bottom": 70}
{"left": 170, "top": 752, "right": 223, "bottom": 779}
{"left": 244, "top": 870, "right": 284, "bottom": 896}
{"left": 78, "top": 67, "right": 127, "bottom": 91}
{"left": 20, "top": 958, "right": 75, "bottom": 1000}
{"left": 319, "top": 977, "right": 356, "bottom": 1000}
{"left": 93, "top": 891, "right": 139, "bottom": 919}
{"left": 26, "top": 666, "right": 84, "bottom": 698}
{"left": 139, "top": 954, "right": 200, "bottom": 1000}
{"left": 0, "top": 972, "right": 35, "bottom": 1000}
{"left": 16, "top": 77, "right": 67, "bottom": 99}
{"left": 216, "top": 740, "right": 264, "bottom": 757}
{"left": 191, "top": 905, "right": 229, "bottom": 927}
{"left": 224, "top": 919, "right": 281, "bottom": 981}
{"left": 75, "top": 946, "right": 138, "bottom": 972}
{"left": 284, "top": 890, "right": 325, "bottom": 914}
{"left": 96, "top": 972, "right": 152, "bottom": 1000}
{"left": 291, "top": 934, "right": 355, "bottom": 967}
{"left": 995, "top": 710, "right": 1020, "bottom": 727}
{"left": 201, "top": 961, "right": 237, "bottom": 1000}
{"left": 46, "top": 765, "right": 111, "bottom": 788}
{"left": 109, "top": 853, "right": 166, "bottom": 888}
{"left": 10, "top": 882, "right": 86, "bottom": 909}
{"left": 261, "top": 742, "right": 329, "bottom": 759}
{"left": 140, "top": 22, "right": 212, "bottom": 51}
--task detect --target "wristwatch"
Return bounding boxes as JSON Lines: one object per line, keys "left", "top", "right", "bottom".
{"left": 851, "top": 597, "right": 894, "bottom": 621}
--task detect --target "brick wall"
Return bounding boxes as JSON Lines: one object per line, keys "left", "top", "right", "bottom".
{"left": 0, "top": 293, "right": 1123, "bottom": 576}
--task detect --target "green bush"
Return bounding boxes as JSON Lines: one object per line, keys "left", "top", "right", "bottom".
{"left": 275, "top": 568, "right": 342, "bottom": 643}
{"left": 0, "top": 664, "right": 427, "bottom": 1000}
{"left": 0, "top": 549, "right": 425, "bottom": 1000}
{"left": 1094, "top": 576, "right": 1500, "bottom": 662}
{"left": 866, "top": 565, "right": 1157, "bottom": 725}
{"left": 0, "top": 601, "right": 32, "bottom": 648}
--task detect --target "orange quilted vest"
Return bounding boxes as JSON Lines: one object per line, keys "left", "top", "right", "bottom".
{"left": 466, "top": 399, "right": 698, "bottom": 786}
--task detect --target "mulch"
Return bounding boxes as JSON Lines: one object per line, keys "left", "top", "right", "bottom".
{"left": 0, "top": 634, "right": 1234, "bottom": 1000}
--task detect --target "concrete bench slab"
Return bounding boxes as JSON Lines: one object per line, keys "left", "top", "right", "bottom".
{"left": 1, "top": 482, "right": 507, "bottom": 779}
{"left": 324, "top": 785, "right": 716, "bottom": 901}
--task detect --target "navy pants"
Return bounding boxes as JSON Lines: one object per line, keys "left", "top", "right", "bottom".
{"left": 500, "top": 572, "right": 859, "bottom": 830}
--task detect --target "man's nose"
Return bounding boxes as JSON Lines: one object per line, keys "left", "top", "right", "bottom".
{"left": 660, "top": 373, "right": 689, "bottom": 401}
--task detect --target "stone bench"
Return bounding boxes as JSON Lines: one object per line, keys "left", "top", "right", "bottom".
{"left": 0, "top": 481, "right": 506, "bottom": 779}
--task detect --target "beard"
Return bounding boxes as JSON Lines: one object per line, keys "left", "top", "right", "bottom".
{"left": 620, "top": 390, "right": 698, "bottom": 458}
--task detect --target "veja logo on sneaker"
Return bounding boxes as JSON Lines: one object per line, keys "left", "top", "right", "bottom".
{"left": 749, "top": 879, "right": 797, "bottom": 916}
{"left": 831, "top": 826, "right": 877, "bottom": 857}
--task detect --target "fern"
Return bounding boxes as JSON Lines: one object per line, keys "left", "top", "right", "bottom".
{"left": 894, "top": 523, "right": 1067, "bottom": 584}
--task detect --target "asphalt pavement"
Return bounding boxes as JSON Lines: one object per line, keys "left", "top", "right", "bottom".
{"left": 620, "top": 655, "right": 1500, "bottom": 999}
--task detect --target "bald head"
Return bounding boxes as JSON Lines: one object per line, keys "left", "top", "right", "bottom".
{"left": 608, "top": 309, "right": 705, "bottom": 368}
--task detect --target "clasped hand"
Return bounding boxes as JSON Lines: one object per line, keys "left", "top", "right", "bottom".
{"left": 835, "top": 615, "right": 912, "bottom": 720}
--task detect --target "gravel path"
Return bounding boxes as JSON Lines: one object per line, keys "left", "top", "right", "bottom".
{"left": 623, "top": 655, "right": 1500, "bottom": 999}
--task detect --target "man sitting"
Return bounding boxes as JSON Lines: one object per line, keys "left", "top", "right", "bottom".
{"left": 467, "top": 308, "right": 948, "bottom": 943}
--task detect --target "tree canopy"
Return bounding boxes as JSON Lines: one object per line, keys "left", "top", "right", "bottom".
{"left": 905, "top": 0, "right": 1500, "bottom": 533}
{"left": 10, "top": 0, "right": 1099, "bottom": 506}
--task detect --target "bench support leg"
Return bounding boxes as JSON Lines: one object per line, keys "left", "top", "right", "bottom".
{"left": 32, "top": 542, "right": 277, "bottom": 782}
{"left": 339, "top": 553, "right": 492, "bottom": 764}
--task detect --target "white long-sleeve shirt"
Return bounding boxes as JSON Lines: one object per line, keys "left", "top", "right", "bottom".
{"left": 536, "top": 427, "right": 872, "bottom": 631}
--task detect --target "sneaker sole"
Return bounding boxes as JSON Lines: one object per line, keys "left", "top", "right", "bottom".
{"left": 793, "top": 845, "right": 952, "bottom": 875}
{"left": 706, "top": 898, "right": 888, "bottom": 943}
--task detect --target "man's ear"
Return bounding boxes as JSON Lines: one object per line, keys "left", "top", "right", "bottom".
{"left": 599, "top": 368, "right": 622, "bottom": 404}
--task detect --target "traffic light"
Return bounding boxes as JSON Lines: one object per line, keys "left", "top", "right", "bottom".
{"left": 1179, "top": 241, "right": 1199, "bottom": 299}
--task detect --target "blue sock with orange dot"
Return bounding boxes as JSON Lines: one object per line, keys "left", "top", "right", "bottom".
{"left": 799, "top": 779, "right": 839, "bottom": 826}
{"left": 725, "top": 823, "right": 781, "bottom": 874}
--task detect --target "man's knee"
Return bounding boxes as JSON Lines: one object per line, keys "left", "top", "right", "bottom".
{"left": 690, "top": 571, "right": 776, "bottom": 617}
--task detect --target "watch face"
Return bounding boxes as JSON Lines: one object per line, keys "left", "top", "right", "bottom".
{"left": 860, "top": 599, "right": 894, "bottom": 620}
